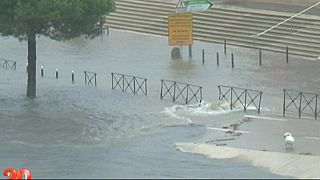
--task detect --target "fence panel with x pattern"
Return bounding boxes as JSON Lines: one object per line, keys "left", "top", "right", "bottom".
{"left": 218, "top": 85, "right": 262, "bottom": 113}
{"left": 160, "top": 79, "right": 202, "bottom": 104}
{"left": 174, "top": 82, "right": 187, "bottom": 102}
{"left": 246, "top": 90, "right": 263, "bottom": 113}
{"left": 283, "top": 89, "right": 300, "bottom": 115}
{"left": 231, "top": 87, "right": 246, "bottom": 110}
{"left": 300, "top": 92, "right": 317, "bottom": 118}
{"left": 111, "top": 72, "right": 147, "bottom": 95}
{"left": 283, "top": 89, "right": 319, "bottom": 119}
{"left": 186, "top": 85, "right": 202, "bottom": 104}
{"left": 134, "top": 76, "right": 147, "bottom": 95}
{"left": 0, "top": 58, "right": 16, "bottom": 70}
{"left": 218, "top": 85, "right": 231, "bottom": 104}
{"left": 84, "top": 70, "right": 97, "bottom": 86}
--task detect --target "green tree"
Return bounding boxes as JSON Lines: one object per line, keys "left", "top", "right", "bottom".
{"left": 0, "top": 0, "right": 115, "bottom": 98}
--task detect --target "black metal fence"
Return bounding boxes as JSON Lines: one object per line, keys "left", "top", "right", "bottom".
{"left": 84, "top": 70, "right": 97, "bottom": 86}
{"left": 283, "top": 89, "right": 320, "bottom": 119}
{"left": 0, "top": 58, "right": 16, "bottom": 70}
{"left": 160, "top": 79, "right": 202, "bottom": 104}
{"left": 111, "top": 72, "right": 147, "bottom": 95}
{"left": 218, "top": 85, "right": 263, "bottom": 113}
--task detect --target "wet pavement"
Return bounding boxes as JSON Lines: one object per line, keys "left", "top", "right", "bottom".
{"left": 198, "top": 111, "right": 320, "bottom": 156}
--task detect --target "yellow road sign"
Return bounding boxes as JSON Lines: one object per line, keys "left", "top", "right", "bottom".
{"left": 168, "top": 13, "right": 193, "bottom": 46}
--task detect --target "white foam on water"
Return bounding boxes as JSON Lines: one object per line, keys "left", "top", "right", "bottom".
{"left": 176, "top": 143, "right": 320, "bottom": 179}
{"left": 161, "top": 100, "right": 240, "bottom": 120}
{"left": 161, "top": 105, "right": 192, "bottom": 123}
{"left": 191, "top": 100, "right": 236, "bottom": 115}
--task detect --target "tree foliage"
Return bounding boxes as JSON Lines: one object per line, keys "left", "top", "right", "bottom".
{"left": 0, "top": 0, "right": 115, "bottom": 98}
{"left": 0, "top": 0, "right": 115, "bottom": 40}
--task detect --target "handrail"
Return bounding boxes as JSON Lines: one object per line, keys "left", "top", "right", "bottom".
{"left": 253, "top": 1, "right": 320, "bottom": 38}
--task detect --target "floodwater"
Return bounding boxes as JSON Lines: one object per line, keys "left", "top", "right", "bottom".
{"left": 1, "top": 29, "right": 320, "bottom": 178}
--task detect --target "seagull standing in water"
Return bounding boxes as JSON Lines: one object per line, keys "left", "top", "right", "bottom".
{"left": 284, "top": 132, "right": 295, "bottom": 149}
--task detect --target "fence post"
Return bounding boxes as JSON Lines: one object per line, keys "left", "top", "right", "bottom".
{"left": 216, "top": 52, "right": 219, "bottom": 66}
{"left": 244, "top": 89, "right": 247, "bottom": 111}
{"left": 283, "top": 89, "right": 286, "bottom": 116}
{"left": 145, "top": 79, "right": 147, "bottom": 95}
{"left": 94, "top": 73, "right": 97, "bottom": 87}
{"left": 55, "top": 68, "right": 59, "bottom": 79}
{"left": 230, "top": 87, "right": 233, "bottom": 110}
{"left": 231, "top": 53, "right": 234, "bottom": 68}
{"left": 316, "top": 94, "right": 318, "bottom": 119}
{"left": 111, "top": 73, "right": 114, "bottom": 89}
{"left": 133, "top": 77, "right": 136, "bottom": 94}
{"left": 299, "top": 92, "right": 302, "bottom": 118}
{"left": 189, "top": 45, "right": 192, "bottom": 58}
{"left": 202, "top": 49, "right": 205, "bottom": 64}
{"left": 200, "top": 87, "right": 203, "bottom": 103}
{"left": 107, "top": 27, "right": 110, "bottom": 36}
{"left": 122, "top": 74, "right": 124, "bottom": 91}
{"left": 173, "top": 82, "right": 176, "bottom": 102}
{"left": 218, "top": 86, "right": 221, "bottom": 100}
{"left": 84, "top": 71, "right": 87, "bottom": 85}
{"left": 160, "top": 80, "right": 163, "bottom": 99}
{"left": 186, "top": 84, "right": 189, "bottom": 104}
{"left": 286, "top": 46, "right": 289, "bottom": 64}
{"left": 258, "top": 92, "right": 262, "bottom": 114}
{"left": 224, "top": 39, "right": 227, "bottom": 55}
{"left": 259, "top": 49, "right": 262, "bottom": 66}
{"left": 72, "top": 70, "right": 74, "bottom": 84}
{"left": 41, "top": 66, "right": 44, "bottom": 77}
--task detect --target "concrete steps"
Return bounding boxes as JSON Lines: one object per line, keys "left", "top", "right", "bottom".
{"left": 105, "top": 0, "right": 320, "bottom": 59}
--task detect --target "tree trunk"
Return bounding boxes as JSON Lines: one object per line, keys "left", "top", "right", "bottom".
{"left": 26, "top": 32, "right": 36, "bottom": 98}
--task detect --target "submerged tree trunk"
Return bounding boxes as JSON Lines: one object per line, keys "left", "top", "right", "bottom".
{"left": 26, "top": 32, "right": 36, "bottom": 98}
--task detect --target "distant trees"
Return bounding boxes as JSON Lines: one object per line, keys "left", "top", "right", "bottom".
{"left": 0, "top": 0, "right": 115, "bottom": 98}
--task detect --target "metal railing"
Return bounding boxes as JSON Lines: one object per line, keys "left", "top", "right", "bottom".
{"left": 160, "top": 79, "right": 202, "bottom": 104}
{"left": 84, "top": 70, "right": 97, "bottom": 86}
{"left": 111, "top": 72, "right": 147, "bottom": 95}
{"left": 0, "top": 58, "right": 16, "bottom": 70}
{"left": 218, "top": 85, "right": 263, "bottom": 113}
{"left": 253, "top": 2, "right": 320, "bottom": 38}
{"left": 283, "top": 89, "right": 320, "bottom": 119}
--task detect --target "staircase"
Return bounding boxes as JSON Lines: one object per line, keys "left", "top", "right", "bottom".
{"left": 105, "top": 0, "right": 320, "bottom": 60}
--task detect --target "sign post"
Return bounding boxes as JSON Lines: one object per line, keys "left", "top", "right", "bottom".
{"left": 170, "top": 0, "right": 213, "bottom": 59}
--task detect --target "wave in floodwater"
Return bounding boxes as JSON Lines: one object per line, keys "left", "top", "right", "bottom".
{"left": 161, "top": 100, "right": 240, "bottom": 120}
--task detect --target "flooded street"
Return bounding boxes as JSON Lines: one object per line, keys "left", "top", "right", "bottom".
{"left": 1, "top": 29, "right": 319, "bottom": 178}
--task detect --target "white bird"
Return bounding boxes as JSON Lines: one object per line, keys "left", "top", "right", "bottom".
{"left": 284, "top": 132, "right": 295, "bottom": 149}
